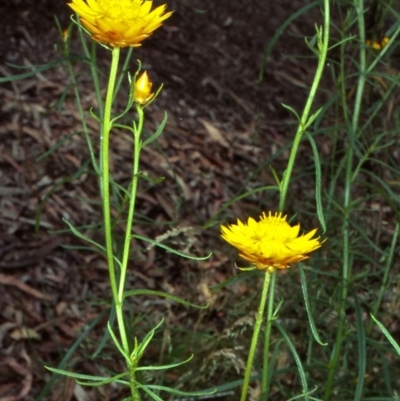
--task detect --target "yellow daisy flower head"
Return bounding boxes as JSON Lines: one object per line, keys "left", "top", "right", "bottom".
{"left": 366, "top": 36, "right": 390, "bottom": 51}
{"left": 67, "top": 0, "right": 173, "bottom": 48}
{"left": 221, "top": 212, "right": 324, "bottom": 273}
{"left": 134, "top": 71, "right": 154, "bottom": 105}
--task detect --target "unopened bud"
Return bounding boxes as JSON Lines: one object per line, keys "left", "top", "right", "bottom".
{"left": 134, "top": 71, "right": 154, "bottom": 105}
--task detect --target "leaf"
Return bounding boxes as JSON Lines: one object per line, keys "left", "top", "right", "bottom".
{"left": 299, "top": 264, "right": 327, "bottom": 346}
{"left": 133, "top": 320, "right": 164, "bottom": 360}
{"left": 281, "top": 103, "right": 301, "bottom": 121}
{"left": 135, "top": 355, "right": 194, "bottom": 371}
{"left": 353, "top": 293, "right": 366, "bottom": 401}
{"left": 0, "top": 56, "right": 84, "bottom": 83}
{"left": 10, "top": 327, "right": 41, "bottom": 341}
{"left": 123, "top": 289, "right": 208, "bottom": 309}
{"left": 132, "top": 234, "right": 211, "bottom": 261}
{"left": 370, "top": 314, "right": 400, "bottom": 356}
{"left": 200, "top": 119, "right": 229, "bottom": 148}
{"left": 141, "top": 112, "right": 168, "bottom": 148}
{"left": 36, "top": 132, "right": 79, "bottom": 162}
{"left": 136, "top": 381, "right": 217, "bottom": 398}
{"left": 305, "top": 131, "right": 326, "bottom": 233}
{"left": 258, "top": 0, "right": 322, "bottom": 81}
{"left": 63, "top": 219, "right": 105, "bottom": 252}
{"left": 107, "top": 322, "right": 129, "bottom": 362}
{"left": 275, "top": 321, "right": 309, "bottom": 396}
{"left": 45, "top": 367, "right": 129, "bottom": 387}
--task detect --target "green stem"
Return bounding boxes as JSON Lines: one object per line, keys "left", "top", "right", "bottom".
{"left": 279, "top": 0, "right": 330, "bottom": 211}
{"left": 64, "top": 29, "right": 98, "bottom": 174}
{"left": 130, "top": 362, "right": 142, "bottom": 401}
{"left": 367, "top": 222, "right": 400, "bottom": 334}
{"left": 119, "top": 105, "right": 145, "bottom": 401}
{"left": 77, "top": 22, "right": 104, "bottom": 121}
{"left": 101, "top": 47, "right": 130, "bottom": 357}
{"left": 118, "top": 105, "right": 144, "bottom": 309}
{"left": 267, "top": 3, "right": 328, "bottom": 401}
{"left": 324, "top": 0, "right": 366, "bottom": 398}
{"left": 261, "top": 272, "right": 276, "bottom": 401}
{"left": 240, "top": 271, "right": 272, "bottom": 401}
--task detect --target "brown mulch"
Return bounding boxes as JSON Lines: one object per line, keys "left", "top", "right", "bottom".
{"left": 0, "top": 1, "right": 327, "bottom": 400}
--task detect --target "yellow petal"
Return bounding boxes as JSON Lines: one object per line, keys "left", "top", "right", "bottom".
{"left": 221, "top": 211, "right": 325, "bottom": 271}
{"left": 67, "top": 0, "right": 172, "bottom": 47}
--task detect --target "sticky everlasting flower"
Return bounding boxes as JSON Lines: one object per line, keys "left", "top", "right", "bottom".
{"left": 366, "top": 36, "right": 390, "bottom": 51}
{"left": 67, "top": 0, "right": 173, "bottom": 48}
{"left": 134, "top": 71, "right": 154, "bottom": 104}
{"left": 221, "top": 212, "right": 324, "bottom": 273}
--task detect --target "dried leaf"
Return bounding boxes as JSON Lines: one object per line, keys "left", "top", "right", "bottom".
{"left": 9, "top": 327, "right": 41, "bottom": 341}
{"left": 200, "top": 119, "right": 229, "bottom": 148}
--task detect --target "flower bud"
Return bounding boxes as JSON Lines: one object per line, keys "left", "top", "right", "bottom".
{"left": 134, "top": 71, "right": 154, "bottom": 105}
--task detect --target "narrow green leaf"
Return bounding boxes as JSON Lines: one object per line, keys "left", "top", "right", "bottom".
{"left": 107, "top": 321, "right": 129, "bottom": 362}
{"left": 36, "top": 310, "right": 108, "bottom": 400}
{"left": 135, "top": 355, "right": 193, "bottom": 371}
{"left": 35, "top": 160, "right": 91, "bottom": 232}
{"left": 204, "top": 185, "right": 278, "bottom": 228}
{"left": 89, "top": 108, "right": 101, "bottom": 123}
{"left": 0, "top": 56, "right": 84, "bottom": 83}
{"left": 131, "top": 320, "right": 164, "bottom": 362}
{"left": 142, "top": 382, "right": 217, "bottom": 397}
{"left": 299, "top": 264, "right": 327, "bottom": 346}
{"left": 132, "top": 234, "right": 211, "bottom": 261}
{"left": 303, "top": 107, "right": 323, "bottom": 130}
{"left": 353, "top": 293, "right": 366, "bottom": 401}
{"left": 45, "top": 366, "right": 128, "bottom": 384}
{"left": 92, "top": 308, "right": 115, "bottom": 359}
{"left": 281, "top": 103, "right": 301, "bottom": 121}
{"left": 36, "top": 132, "right": 79, "bottom": 161}
{"left": 141, "top": 112, "right": 168, "bottom": 148}
{"left": 258, "top": 0, "right": 322, "bottom": 81}
{"left": 77, "top": 377, "right": 130, "bottom": 387}
{"left": 123, "top": 289, "right": 208, "bottom": 309}
{"left": 305, "top": 132, "right": 326, "bottom": 233}
{"left": 112, "top": 123, "right": 135, "bottom": 135}
{"left": 63, "top": 218, "right": 105, "bottom": 252}
{"left": 371, "top": 314, "right": 400, "bottom": 356}
{"left": 138, "top": 384, "right": 163, "bottom": 401}
{"left": 286, "top": 387, "right": 322, "bottom": 401}
{"left": 275, "top": 321, "right": 309, "bottom": 398}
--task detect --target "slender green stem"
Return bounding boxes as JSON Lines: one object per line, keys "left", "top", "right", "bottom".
{"left": 64, "top": 29, "right": 98, "bottom": 173}
{"left": 258, "top": 4, "right": 329, "bottom": 400}
{"left": 261, "top": 272, "right": 276, "bottom": 401}
{"left": 124, "top": 107, "right": 147, "bottom": 401}
{"left": 279, "top": 0, "right": 330, "bottom": 211}
{"left": 267, "top": 3, "right": 328, "bottom": 401}
{"left": 115, "top": 47, "right": 134, "bottom": 100}
{"left": 118, "top": 104, "right": 145, "bottom": 401}
{"left": 78, "top": 23, "right": 104, "bottom": 121}
{"left": 367, "top": 222, "right": 400, "bottom": 334}
{"left": 90, "top": 42, "right": 105, "bottom": 120}
{"left": 101, "top": 47, "right": 130, "bottom": 357}
{"left": 240, "top": 271, "right": 272, "bottom": 401}
{"left": 130, "top": 363, "right": 142, "bottom": 401}
{"left": 118, "top": 105, "right": 144, "bottom": 306}
{"left": 324, "top": 0, "right": 366, "bottom": 398}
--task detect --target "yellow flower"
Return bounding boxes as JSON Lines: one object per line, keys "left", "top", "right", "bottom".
{"left": 366, "top": 36, "right": 390, "bottom": 51}
{"left": 134, "top": 71, "right": 154, "bottom": 104}
{"left": 221, "top": 212, "right": 324, "bottom": 273}
{"left": 67, "top": 0, "right": 173, "bottom": 48}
